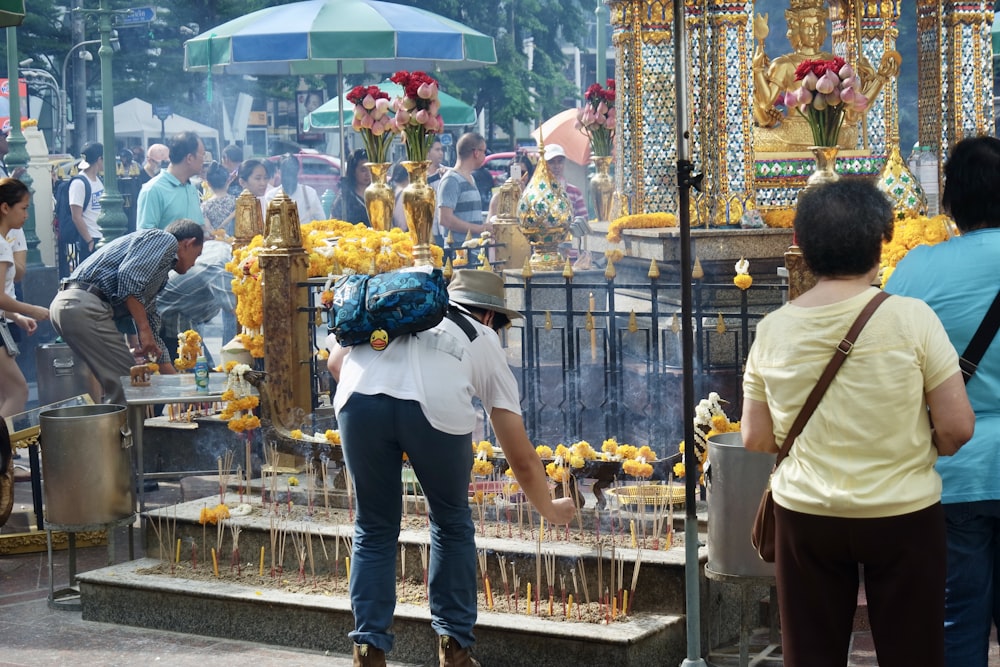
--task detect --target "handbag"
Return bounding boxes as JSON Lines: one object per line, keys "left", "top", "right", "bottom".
{"left": 958, "top": 287, "right": 1000, "bottom": 383}
{"left": 751, "top": 290, "right": 890, "bottom": 562}
{"left": 0, "top": 318, "right": 19, "bottom": 357}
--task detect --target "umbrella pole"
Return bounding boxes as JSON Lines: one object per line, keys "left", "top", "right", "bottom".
{"left": 337, "top": 60, "right": 348, "bottom": 222}
{"left": 674, "top": 0, "right": 707, "bottom": 665}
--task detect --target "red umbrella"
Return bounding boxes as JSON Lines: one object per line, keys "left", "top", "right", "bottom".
{"left": 530, "top": 109, "right": 591, "bottom": 166}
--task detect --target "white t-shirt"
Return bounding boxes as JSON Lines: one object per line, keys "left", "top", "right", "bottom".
{"left": 0, "top": 235, "right": 14, "bottom": 318}
{"left": 69, "top": 174, "right": 104, "bottom": 240}
{"left": 332, "top": 306, "right": 522, "bottom": 435}
{"left": 5, "top": 228, "right": 25, "bottom": 253}
{"left": 264, "top": 184, "right": 325, "bottom": 224}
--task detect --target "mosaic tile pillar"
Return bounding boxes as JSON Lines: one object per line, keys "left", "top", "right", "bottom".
{"left": 916, "top": 1, "right": 994, "bottom": 161}
{"left": 702, "top": 2, "right": 754, "bottom": 225}
{"left": 828, "top": 1, "right": 901, "bottom": 157}
{"left": 608, "top": 0, "right": 678, "bottom": 215}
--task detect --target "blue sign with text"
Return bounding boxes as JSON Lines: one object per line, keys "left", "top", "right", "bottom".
{"left": 119, "top": 7, "right": 155, "bottom": 26}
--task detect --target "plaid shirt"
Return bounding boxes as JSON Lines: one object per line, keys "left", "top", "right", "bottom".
{"left": 70, "top": 228, "right": 178, "bottom": 360}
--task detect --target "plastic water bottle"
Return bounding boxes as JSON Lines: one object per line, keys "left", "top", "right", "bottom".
{"left": 919, "top": 147, "right": 940, "bottom": 216}
{"left": 194, "top": 355, "right": 210, "bottom": 393}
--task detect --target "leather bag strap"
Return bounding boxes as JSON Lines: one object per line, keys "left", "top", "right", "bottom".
{"left": 959, "top": 287, "right": 1000, "bottom": 384}
{"left": 774, "top": 290, "right": 890, "bottom": 468}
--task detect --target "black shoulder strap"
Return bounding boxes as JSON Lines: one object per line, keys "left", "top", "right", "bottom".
{"left": 960, "top": 287, "right": 1000, "bottom": 383}
{"left": 445, "top": 307, "right": 479, "bottom": 342}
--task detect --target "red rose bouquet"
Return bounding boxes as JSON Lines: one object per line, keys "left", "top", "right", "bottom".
{"left": 576, "top": 79, "right": 616, "bottom": 157}
{"left": 783, "top": 58, "right": 869, "bottom": 147}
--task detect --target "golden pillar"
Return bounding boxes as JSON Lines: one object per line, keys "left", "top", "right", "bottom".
{"left": 233, "top": 189, "right": 263, "bottom": 249}
{"left": 916, "top": 1, "right": 994, "bottom": 153}
{"left": 257, "top": 192, "right": 312, "bottom": 429}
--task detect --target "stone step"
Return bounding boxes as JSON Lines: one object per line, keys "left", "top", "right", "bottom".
{"left": 77, "top": 558, "right": 688, "bottom": 667}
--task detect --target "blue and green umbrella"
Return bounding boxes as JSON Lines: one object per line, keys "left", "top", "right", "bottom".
{"left": 304, "top": 80, "right": 476, "bottom": 131}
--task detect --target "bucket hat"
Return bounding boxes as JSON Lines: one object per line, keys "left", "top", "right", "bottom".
{"left": 448, "top": 269, "right": 523, "bottom": 321}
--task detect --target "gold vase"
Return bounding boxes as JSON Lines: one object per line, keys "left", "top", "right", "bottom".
{"left": 590, "top": 155, "right": 614, "bottom": 223}
{"left": 806, "top": 146, "right": 841, "bottom": 189}
{"left": 364, "top": 162, "right": 395, "bottom": 232}
{"left": 401, "top": 161, "right": 435, "bottom": 267}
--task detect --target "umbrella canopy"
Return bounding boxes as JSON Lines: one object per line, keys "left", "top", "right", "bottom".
{"left": 183, "top": 0, "right": 496, "bottom": 75}
{"left": 304, "top": 80, "right": 476, "bottom": 131}
{"left": 531, "top": 109, "right": 592, "bottom": 167}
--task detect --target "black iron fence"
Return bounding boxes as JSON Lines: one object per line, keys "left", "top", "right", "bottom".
{"left": 305, "top": 272, "right": 787, "bottom": 460}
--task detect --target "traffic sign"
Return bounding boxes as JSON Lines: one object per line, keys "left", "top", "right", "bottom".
{"left": 440, "top": 133, "right": 453, "bottom": 147}
{"left": 152, "top": 104, "right": 172, "bottom": 121}
{"left": 119, "top": 6, "right": 155, "bottom": 26}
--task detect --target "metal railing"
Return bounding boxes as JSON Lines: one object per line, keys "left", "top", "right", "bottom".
{"left": 303, "top": 271, "right": 787, "bottom": 459}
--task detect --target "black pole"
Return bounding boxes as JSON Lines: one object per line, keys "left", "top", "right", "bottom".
{"left": 674, "top": 0, "right": 706, "bottom": 665}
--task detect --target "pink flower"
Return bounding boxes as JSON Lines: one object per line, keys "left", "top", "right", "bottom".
{"left": 606, "top": 107, "right": 616, "bottom": 129}
{"left": 395, "top": 108, "right": 410, "bottom": 125}
{"left": 414, "top": 109, "right": 429, "bottom": 125}
{"left": 815, "top": 71, "right": 839, "bottom": 95}
{"left": 801, "top": 72, "right": 819, "bottom": 91}
{"left": 812, "top": 94, "right": 828, "bottom": 111}
{"left": 375, "top": 98, "right": 390, "bottom": 115}
{"left": 838, "top": 63, "right": 855, "bottom": 80}
{"left": 360, "top": 114, "right": 374, "bottom": 129}
{"left": 362, "top": 94, "right": 377, "bottom": 110}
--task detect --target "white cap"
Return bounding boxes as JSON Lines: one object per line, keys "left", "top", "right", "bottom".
{"left": 544, "top": 144, "right": 566, "bottom": 161}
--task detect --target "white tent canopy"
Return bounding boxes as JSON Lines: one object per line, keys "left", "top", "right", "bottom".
{"left": 113, "top": 98, "right": 219, "bottom": 153}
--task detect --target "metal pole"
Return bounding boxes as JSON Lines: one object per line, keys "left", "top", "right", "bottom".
{"left": 5, "top": 27, "right": 41, "bottom": 267}
{"left": 94, "top": 0, "right": 127, "bottom": 241}
{"left": 674, "top": 0, "right": 707, "bottom": 665}
{"left": 62, "top": 40, "right": 101, "bottom": 156}
{"left": 337, "top": 59, "right": 347, "bottom": 221}
{"left": 20, "top": 68, "right": 61, "bottom": 152}
{"left": 595, "top": 1, "right": 608, "bottom": 86}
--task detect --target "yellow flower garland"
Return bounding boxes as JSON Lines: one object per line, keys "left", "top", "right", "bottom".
{"left": 219, "top": 364, "right": 260, "bottom": 433}
{"left": 228, "top": 219, "right": 444, "bottom": 358}
{"left": 761, "top": 208, "right": 795, "bottom": 229}
{"left": 879, "top": 214, "right": 955, "bottom": 287}
{"left": 606, "top": 212, "right": 678, "bottom": 243}
{"left": 173, "top": 329, "right": 202, "bottom": 371}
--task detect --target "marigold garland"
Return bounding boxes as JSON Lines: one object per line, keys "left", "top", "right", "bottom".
{"left": 879, "top": 214, "right": 955, "bottom": 287}
{"left": 228, "top": 219, "right": 444, "bottom": 357}
{"left": 733, "top": 257, "right": 753, "bottom": 290}
{"left": 673, "top": 392, "right": 739, "bottom": 481}
{"left": 218, "top": 363, "right": 260, "bottom": 433}
{"left": 174, "top": 329, "right": 202, "bottom": 371}
{"left": 761, "top": 209, "right": 795, "bottom": 229}
{"left": 606, "top": 212, "right": 678, "bottom": 243}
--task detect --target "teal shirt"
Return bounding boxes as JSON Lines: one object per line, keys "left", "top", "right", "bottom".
{"left": 136, "top": 170, "right": 205, "bottom": 230}
{"left": 886, "top": 228, "right": 1000, "bottom": 504}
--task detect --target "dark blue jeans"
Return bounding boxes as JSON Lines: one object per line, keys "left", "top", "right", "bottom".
{"left": 338, "top": 392, "right": 476, "bottom": 653}
{"left": 944, "top": 500, "right": 1000, "bottom": 667}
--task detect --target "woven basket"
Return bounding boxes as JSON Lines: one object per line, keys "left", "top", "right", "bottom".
{"left": 606, "top": 484, "right": 685, "bottom": 509}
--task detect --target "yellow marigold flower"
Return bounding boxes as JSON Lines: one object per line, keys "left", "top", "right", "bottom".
{"left": 471, "top": 490, "right": 485, "bottom": 504}
{"left": 602, "top": 438, "right": 619, "bottom": 454}
{"left": 673, "top": 461, "right": 686, "bottom": 478}
{"left": 475, "top": 441, "right": 495, "bottom": 458}
{"left": 535, "top": 445, "right": 553, "bottom": 459}
{"left": 146, "top": 362, "right": 159, "bottom": 373}
{"left": 623, "top": 459, "right": 653, "bottom": 478}
{"left": 290, "top": 429, "right": 303, "bottom": 439}
{"left": 472, "top": 459, "right": 495, "bottom": 476}
{"left": 637, "top": 445, "right": 657, "bottom": 462}
{"left": 288, "top": 477, "right": 299, "bottom": 487}
{"left": 571, "top": 440, "right": 597, "bottom": 460}
{"left": 569, "top": 455, "right": 585, "bottom": 469}
{"left": 734, "top": 274, "right": 753, "bottom": 290}
{"left": 554, "top": 444, "right": 571, "bottom": 460}
{"left": 606, "top": 212, "right": 678, "bottom": 243}
{"left": 617, "top": 444, "right": 639, "bottom": 460}
{"left": 505, "top": 483, "right": 520, "bottom": 495}
{"left": 710, "top": 415, "right": 730, "bottom": 433}
{"left": 316, "top": 349, "right": 330, "bottom": 360}
{"left": 325, "top": 429, "right": 341, "bottom": 444}
{"left": 762, "top": 208, "right": 795, "bottom": 228}
{"left": 504, "top": 467, "right": 515, "bottom": 478}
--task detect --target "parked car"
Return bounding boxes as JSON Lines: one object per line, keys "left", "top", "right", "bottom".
{"left": 267, "top": 151, "right": 341, "bottom": 195}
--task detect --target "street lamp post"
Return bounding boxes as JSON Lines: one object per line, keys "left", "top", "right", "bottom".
{"left": 4, "top": 26, "right": 40, "bottom": 266}
{"left": 61, "top": 40, "right": 101, "bottom": 155}
{"left": 19, "top": 66, "right": 62, "bottom": 152}
{"left": 78, "top": 0, "right": 127, "bottom": 242}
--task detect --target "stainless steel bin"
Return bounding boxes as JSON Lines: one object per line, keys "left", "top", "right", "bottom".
{"left": 35, "top": 343, "right": 95, "bottom": 406}
{"left": 39, "top": 404, "right": 133, "bottom": 528}
{"left": 707, "top": 431, "right": 775, "bottom": 578}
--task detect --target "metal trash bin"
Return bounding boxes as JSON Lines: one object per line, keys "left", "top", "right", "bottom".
{"left": 35, "top": 343, "right": 95, "bottom": 406}
{"left": 707, "top": 431, "right": 775, "bottom": 578}
{"left": 39, "top": 404, "right": 134, "bottom": 528}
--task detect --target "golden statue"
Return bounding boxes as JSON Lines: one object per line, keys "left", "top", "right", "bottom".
{"left": 751, "top": 0, "right": 900, "bottom": 152}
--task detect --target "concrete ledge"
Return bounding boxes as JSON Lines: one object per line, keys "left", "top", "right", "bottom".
{"left": 79, "top": 558, "right": 687, "bottom": 666}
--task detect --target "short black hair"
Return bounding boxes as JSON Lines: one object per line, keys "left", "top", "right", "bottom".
{"left": 168, "top": 132, "right": 202, "bottom": 165}
{"left": 794, "top": 180, "right": 893, "bottom": 278}
{"left": 165, "top": 219, "right": 205, "bottom": 245}
{"left": 205, "top": 162, "right": 229, "bottom": 190}
{"left": 942, "top": 136, "right": 1000, "bottom": 232}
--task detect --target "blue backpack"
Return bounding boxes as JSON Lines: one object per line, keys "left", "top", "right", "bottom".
{"left": 329, "top": 267, "right": 450, "bottom": 350}
{"left": 54, "top": 175, "right": 90, "bottom": 245}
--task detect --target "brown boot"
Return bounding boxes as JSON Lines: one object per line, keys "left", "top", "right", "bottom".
{"left": 352, "top": 643, "right": 386, "bottom": 667}
{"left": 439, "top": 635, "right": 480, "bottom": 667}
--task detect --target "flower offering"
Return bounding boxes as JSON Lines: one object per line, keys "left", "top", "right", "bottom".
{"left": 783, "top": 58, "right": 868, "bottom": 147}
{"left": 577, "top": 79, "right": 616, "bottom": 157}
{"left": 389, "top": 70, "right": 444, "bottom": 162}
{"left": 346, "top": 84, "right": 396, "bottom": 163}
